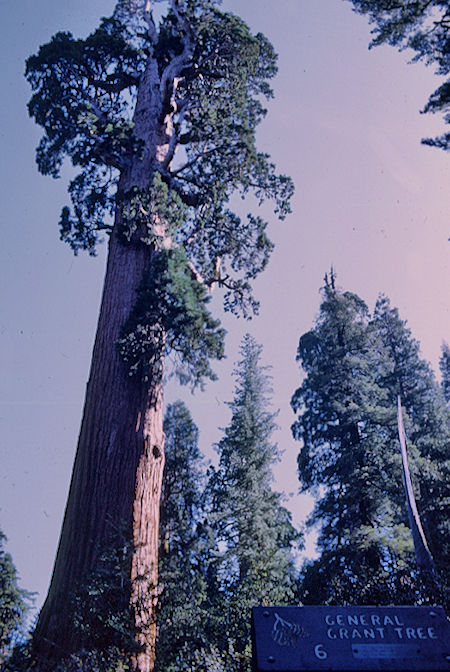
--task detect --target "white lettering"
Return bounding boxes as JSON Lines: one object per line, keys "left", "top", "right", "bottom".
{"left": 339, "top": 628, "right": 349, "bottom": 639}
{"left": 394, "top": 628, "right": 403, "bottom": 639}
{"left": 336, "top": 615, "right": 345, "bottom": 626}
{"left": 360, "top": 615, "right": 368, "bottom": 625}
{"left": 314, "top": 644, "right": 327, "bottom": 660}
{"left": 416, "top": 628, "right": 426, "bottom": 640}
{"left": 327, "top": 628, "right": 336, "bottom": 640}
{"left": 371, "top": 615, "right": 381, "bottom": 626}
{"left": 376, "top": 628, "right": 385, "bottom": 639}
{"left": 406, "top": 628, "right": 417, "bottom": 640}
{"left": 384, "top": 616, "right": 394, "bottom": 626}
{"left": 352, "top": 629, "right": 362, "bottom": 639}
{"left": 363, "top": 629, "right": 375, "bottom": 639}
{"left": 428, "top": 628, "right": 437, "bottom": 640}
{"left": 348, "top": 615, "right": 358, "bottom": 626}
{"left": 325, "top": 615, "right": 335, "bottom": 626}
{"left": 394, "top": 615, "right": 404, "bottom": 626}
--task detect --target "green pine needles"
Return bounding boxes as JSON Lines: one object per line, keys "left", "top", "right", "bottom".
{"left": 292, "top": 272, "right": 450, "bottom": 608}
{"left": 26, "top": 0, "right": 294, "bottom": 388}
{"left": 117, "top": 246, "right": 225, "bottom": 387}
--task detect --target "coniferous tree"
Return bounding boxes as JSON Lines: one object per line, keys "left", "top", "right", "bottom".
{"left": 156, "top": 401, "right": 213, "bottom": 672}
{"left": 292, "top": 275, "right": 450, "bottom": 608}
{"left": 291, "top": 274, "right": 414, "bottom": 605}
{"left": 440, "top": 342, "right": 450, "bottom": 403}
{"left": 0, "top": 531, "right": 33, "bottom": 662}
{"left": 207, "top": 334, "right": 300, "bottom": 671}
{"left": 371, "top": 296, "right": 450, "bottom": 595}
{"left": 26, "top": 2, "right": 293, "bottom": 668}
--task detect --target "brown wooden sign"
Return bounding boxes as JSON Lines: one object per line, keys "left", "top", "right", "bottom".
{"left": 252, "top": 606, "right": 450, "bottom": 671}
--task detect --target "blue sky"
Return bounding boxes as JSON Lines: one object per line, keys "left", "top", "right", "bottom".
{"left": 1, "top": 0, "right": 449, "bottom": 617}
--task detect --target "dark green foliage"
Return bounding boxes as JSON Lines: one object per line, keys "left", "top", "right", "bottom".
{"left": 26, "top": 18, "right": 143, "bottom": 177}
{"left": 25, "top": 0, "right": 294, "bottom": 336}
{"left": 26, "top": 0, "right": 294, "bottom": 387}
{"left": 116, "top": 246, "right": 225, "bottom": 387}
{"left": 347, "top": 1, "right": 450, "bottom": 153}
{"left": 207, "top": 335, "right": 301, "bottom": 668}
{"left": 26, "top": 17, "right": 143, "bottom": 252}
{"left": 156, "top": 402, "right": 215, "bottom": 672}
{"left": 347, "top": 0, "right": 450, "bottom": 67}
{"left": 292, "top": 275, "right": 449, "bottom": 607}
{"left": 440, "top": 342, "right": 450, "bottom": 403}
{"left": 4, "top": 643, "right": 132, "bottom": 672}
{"left": 69, "top": 543, "right": 136, "bottom": 655}
{"left": 0, "top": 531, "right": 33, "bottom": 658}
{"left": 371, "top": 297, "right": 450, "bottom": 586}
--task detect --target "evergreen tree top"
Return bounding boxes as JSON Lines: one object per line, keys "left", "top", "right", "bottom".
{"left": 26, "top": 0, "right": 293, "bottom": 315}
{"left": 292, "top": 273, "right": 450, "bottom": 607}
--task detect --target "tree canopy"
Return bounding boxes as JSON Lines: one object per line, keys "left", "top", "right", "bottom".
{"left": 292, "top": 273, "right": 449, "bottom": 607}
{"left": 26, "top": 0, "right": 294, "bottom": 375}
{"left": 347, "top": 0, "right": 450, "bottom": 153}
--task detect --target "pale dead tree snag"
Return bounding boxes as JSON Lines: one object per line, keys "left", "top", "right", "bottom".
{"left": 26, "top": 1, "right": 293, "bottom": 669}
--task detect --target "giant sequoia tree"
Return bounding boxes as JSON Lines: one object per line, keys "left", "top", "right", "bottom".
{"left": 292, "top": 273, "right": 450, "bottom": 606}
{"left": 26, "top": 2, "right": 292, "bottom": 669}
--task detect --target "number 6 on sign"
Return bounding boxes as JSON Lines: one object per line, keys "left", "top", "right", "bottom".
{"left": 314, "top": 644, "right": 327, "bottom": 660}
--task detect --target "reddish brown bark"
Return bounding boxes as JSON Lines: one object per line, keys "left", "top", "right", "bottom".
{"left": 33, "top": 227, "right": 165, "bottom": 669}
{"left": 27, "top": 7, "right": 199, "bottom": 660}
{"left": 33, "top": 50, "right": 172, "bottom": 672}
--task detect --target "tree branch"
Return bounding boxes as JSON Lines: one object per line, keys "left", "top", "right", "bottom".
{"left": 158, "top": 167, "right": 200, "bottom": 206}
{"left": 159, "top": 1, "right": 195, "bottom": 107}
{"left": 143, "top": 1, "right": 158, "bottom": 45}
{"left": 160, "top": 98, "right": 190, "bottom": 170}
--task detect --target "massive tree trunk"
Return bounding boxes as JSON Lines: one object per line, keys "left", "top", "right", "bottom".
{"left": 33, "top": 52, "right": 170, "bottom": 672}
{"left": 27, "top": 2, "right": 287, "bottom": 666}
{"left": 33, "top": 229, "right": 165, "bottom": 670}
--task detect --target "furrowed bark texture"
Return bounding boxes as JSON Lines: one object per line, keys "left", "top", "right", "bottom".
{"left": 33, "top": 231, "right": 165, "bottom": 669}
{"left": 34, "top": 51, "right": 171, "bottom": 672}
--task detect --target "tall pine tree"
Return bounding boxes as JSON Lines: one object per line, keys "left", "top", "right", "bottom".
{"left": 292, "top": 274, "right": 450, "bottom": 607}
{"left": 291, "top": 273, "right": 414, "bottom": 605}
{"left": 207, "top": 334, "right": 300, "bottom": 671}
{"left": 156, "top": 401, "right": 215, "bottom": 672}
{"left": 26, "top": 2, "right": 293, "bottom": 668}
